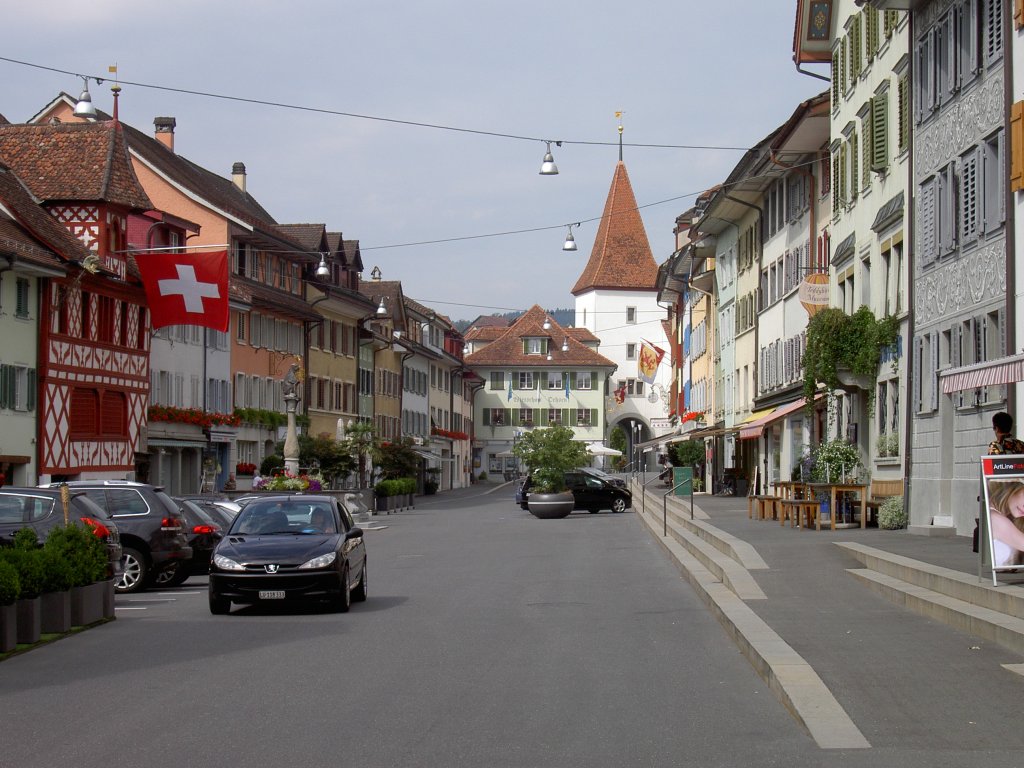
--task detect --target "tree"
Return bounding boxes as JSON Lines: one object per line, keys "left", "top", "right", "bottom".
{"left": 374, "top": 438, "right": 420, "bottom": 480}
{"left": 338, "top": 421, "right": 378, "bottom": 489}
{"left": 512, "top": 425, "right": 591, "bottom": 493}
{"left": 299, "top": 434, "right": 356, "bottom": 486}
{"left": 670, "top": 440, "right": 704, "bottom": 468}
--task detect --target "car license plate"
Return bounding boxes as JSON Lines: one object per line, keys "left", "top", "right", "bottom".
{"left": 258, "top": 590, "right": 285, "bottom": 600}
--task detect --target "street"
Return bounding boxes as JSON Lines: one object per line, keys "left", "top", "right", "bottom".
{"left": 0, "top": 488, "right": 1001, "bottom": 767}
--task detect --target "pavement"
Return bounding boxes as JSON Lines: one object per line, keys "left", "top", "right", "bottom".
{"left": 632, "top": 483, "right": 1024, "bottom": 754}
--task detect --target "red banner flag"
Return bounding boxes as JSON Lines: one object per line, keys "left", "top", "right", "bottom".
{"left": 135, "top": 250, "right": 229, "bottom": 332}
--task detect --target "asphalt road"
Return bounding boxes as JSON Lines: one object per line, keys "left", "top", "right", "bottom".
{"left": 0, "top": 488, "right": 991, "bottom": 767}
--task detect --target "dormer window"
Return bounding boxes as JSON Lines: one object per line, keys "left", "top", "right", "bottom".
{"left": 524, "top": 337, "right": 548, "bottom": 355}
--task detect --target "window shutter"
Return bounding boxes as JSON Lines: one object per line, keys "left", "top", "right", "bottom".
{"left": 930, "top": 332, "right": 939, "bottom": 412}
{"left": 482, "top": 409, "right": 490, "bottom": 426}
{"left": 919, "top": 178, "right": 937, "bottom": 266}
{"left": 1012, "top": 102, "right": 1024, "bottom": 192}
{"left": 839, "top": 143, "right": 848, "bottom": 205}
{"left": 0, "top": 365, "right": 8, "bottom": 410}
{"left": 862, "top": 106, "right": 873, "bottom": 188}
{"left": 27, "top": 368, "right": 36, "bottom": 412}
{"left": 850, "top": 132, "right": 859, "bottom": 199}
{"left": 898, "top": 76, "right": 909, "bottom": 153}
{"left": 832, "top": 48, "right": 840, "bottom": 106}
{"left": 961, "top": 149, "right": 980, "bottom": 241}
{"left": 911, "top": 336, "right": 922, "bottom": 413}
{"left": 871, "top": 93, "right": 889, "bottom": 171}
{"left": 866, "top": 8, "right": 879, "bottom": 58}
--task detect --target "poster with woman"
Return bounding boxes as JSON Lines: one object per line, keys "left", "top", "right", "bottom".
{"left": 982, "top": 454, "right": 1024, "bottom": 585}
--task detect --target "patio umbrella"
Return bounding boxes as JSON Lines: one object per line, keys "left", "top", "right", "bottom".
{"left": 587, "top": 445, "right": 622, "bottom": 457}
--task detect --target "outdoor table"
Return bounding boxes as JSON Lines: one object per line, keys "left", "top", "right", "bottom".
{"left": 772, "top": 481, "right": 807, "bottom": 500}
{"left": 805, "top": 482, "right": 869, "bottom": 531}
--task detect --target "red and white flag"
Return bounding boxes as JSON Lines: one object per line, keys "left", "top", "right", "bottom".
{"left": 135, "top": 250, "right": 229, "bottom": 332}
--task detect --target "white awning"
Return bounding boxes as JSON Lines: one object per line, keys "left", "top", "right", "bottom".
{"left": 940, "top": 353, "right": 1024, "bottom": 394}
{"left": 413, "top": 448, "right": 456, "bottom": 462}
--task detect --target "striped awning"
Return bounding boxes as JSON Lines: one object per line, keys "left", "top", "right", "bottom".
{"left": 940, "top": 353, "right": 1024, "bottom": 394}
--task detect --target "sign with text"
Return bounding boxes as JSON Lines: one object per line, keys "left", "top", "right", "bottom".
{"left": 981, "top": 454, "right": 1024, "bottom": 585}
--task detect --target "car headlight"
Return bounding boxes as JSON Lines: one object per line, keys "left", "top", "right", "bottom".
{"left": 213, "top": 554, "right": 244, "bottom": 571}
{"left": 299, "top": 552, "right": 337, "bottom": 570}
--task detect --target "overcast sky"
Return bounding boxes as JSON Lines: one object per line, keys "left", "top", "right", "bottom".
{"left": 3, "top": 1, "right": 826, "bottom": 323}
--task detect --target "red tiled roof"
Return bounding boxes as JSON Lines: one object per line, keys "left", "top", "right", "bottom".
{"left": 0, "top": 162, "right": 91, "bottom": 266}
{"left": 276, "top": 223, "right": 327, "bottom": 253}
{"left": 571, "top": 161, "right": 658, "bottom": 295}
{"left": 464, "top": 326, "right": 506, "bottom": 342}
{"left": 567, "top": 327, "right": 599, "bottom": 342}
{"left": 465, "top": 305, "right": 615, "bottom": 369}
{"left": 0, "top": 122, "right": 152, "bottom": 210}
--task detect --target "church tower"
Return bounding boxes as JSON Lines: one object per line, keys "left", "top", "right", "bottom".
{"left": 572, "top": 138, "right": 674, "bottom": 462}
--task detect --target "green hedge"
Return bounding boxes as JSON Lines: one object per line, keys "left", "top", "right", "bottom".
{"left": 374, "top": 477, "right": 416, "bottom": 497}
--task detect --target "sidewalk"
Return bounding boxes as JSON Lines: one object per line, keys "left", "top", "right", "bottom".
{"left": 638, "top": 488, "right": 1024, "bottom": 753}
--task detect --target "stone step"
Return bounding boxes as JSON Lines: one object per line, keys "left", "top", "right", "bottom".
{"left": 837, "top": 542, "right": 1024, "bottom": 620}
{"left": 637, "top": 499, "right": 765, "bottom": 601}
{"left": 635, "top": 484, "right": 768, "bottom": 571}
{"left": 848, "top": 568, "right": 1024, "bottom": 656}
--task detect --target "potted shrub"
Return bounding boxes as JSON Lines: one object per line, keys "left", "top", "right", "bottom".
{"left": 61, "top": 523, "right": 109, "bottom": 626}
{"left": 7, "top": 530, "right": 46, "bottom": 645}
{"left": 0, "top": 559, "right": 19, "bottom": 653}
{"left": 39, "top": 546, "right": 75, "bottom": 634}
{"left": 513, "top": 425, "right": 592, "bottom": 519}
{"left": 878, "top": 496, "right": 907, "bottom": 530}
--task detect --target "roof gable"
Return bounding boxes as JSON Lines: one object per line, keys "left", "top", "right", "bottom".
{"left": 465, "top": 304, "right": 615, "bottom": 368}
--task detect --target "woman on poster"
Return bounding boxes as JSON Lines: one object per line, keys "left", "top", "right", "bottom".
{"left": 987, "top": 480, "right": 1024, "bottom": 567}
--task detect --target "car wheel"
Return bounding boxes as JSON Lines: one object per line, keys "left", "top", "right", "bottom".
{"left": 116, "top": 547, "right": 149, "bottom": 593}
{"left": 209, "top": 591, "right": 230, "bottom": 615}
{"left": 352, "top": 561, "right": 368, "bottom": 602}
{"left": 611, "top": 498, "right": 627, "bottom": 513}
{"left": 153, "top": 562, "right": 190, "bottom": 588}
{"left": 335, "top": 565, "right": 351, "bottom": 613}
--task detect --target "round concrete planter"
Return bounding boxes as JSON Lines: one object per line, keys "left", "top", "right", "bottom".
{"left": 528, "top": 492, "right": 575, "bottom": 519}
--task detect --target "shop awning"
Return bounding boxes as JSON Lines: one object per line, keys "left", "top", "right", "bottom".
{"left": 738, "top": 397, "right": 819, "bottom": 440}
{"left": 735, "top": 408, "right": 776, "bottom": 440}
{"left": 413, "top": 448, "right": 456, "bottom": 462}
{"left": 635, "top": 430, "right": 680, "bottom": 453}
{"left": 940, "top": 353, "right": 1024, "bottom": 393}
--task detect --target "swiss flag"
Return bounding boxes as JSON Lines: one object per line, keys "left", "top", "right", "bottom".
{"left": 135, "top": 250, "right": 229, "bottom": 332}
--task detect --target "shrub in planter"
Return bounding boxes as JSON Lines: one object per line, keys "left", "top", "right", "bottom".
{"left": 878, "top": 496, "right": 907, "bottom": 530}
{"left": 4, "top": 547, "right": 46, "bottom": 599}
{"left": 424, "top": 480, "right": 439, "bottom": 495}
{"left": 45, "top": 524, "right": 108, "bottom": 587}
{"left": 0, "top": 559, "right": 20, "bottom": 606}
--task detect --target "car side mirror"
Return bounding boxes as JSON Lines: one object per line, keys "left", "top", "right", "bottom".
{"left": 346, "top": 527, "right": 363, "bottom": 540}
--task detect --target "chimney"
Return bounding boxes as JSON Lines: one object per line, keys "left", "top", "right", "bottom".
{"left": 154, "top": 116, "right": 176, "bottom": 151}
{"left": 232, "top": 162, "right": 247, "bottom": 193}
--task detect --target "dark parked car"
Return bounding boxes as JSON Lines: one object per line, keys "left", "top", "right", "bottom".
{"left": 518, "top": 471, "right": 632, "bottom": 513}
{"left": 0, "top": 487, "right": 123, "bottom": 577}
{"left": 179, "top": 497, "right": 239, "bottom": 530}
{"left": 208, "top": 494, "right": 367, "bottom": 614}
{"left": 580, "top": 467, "right": 628, "bottom": 489}
{"left": 155, "top": 499, "right": 226, "bottom": 587}
{"left": 41, "top": 480, "right": 192, "bottom": 593}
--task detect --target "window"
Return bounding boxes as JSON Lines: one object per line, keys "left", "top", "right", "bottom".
{"left": 575, "top": 372, "right": 592, "bottom": 390}
{"left": 548, "top": 408, "right": 563, "bottom": 426}
{"left": 546, "top": 371, "right": 563, "bottom": 390}
{"left": 518, "top": 408, "right": 534, "bottom": 426}
{"left": 626, "top": 343, "right": 636, "bottom": 360}
{"left": 937, "top": 163, "right": 957, "bottom": 256}
{"left": 524, "top": 338, "right": 546, "bottom": 355}
{"left": 489, "top": 371, "right": 504, "bottom": 390}
{"left": 983, "top": 130, "right": 1005, "bottom": 235}
{"left": 0, "top": 365, "right": 36, "bottom": 412}
{"left": 626, "top": 307, "right": 637, "bottom": 324}
{"left": 577, "top": 409, "right": 593, "bottom": 427}
{"left": 517, "top": 371, "right": 534, "bottom": 390}
{"left": 15, "top": 278, "right": 30, "bottom": 318}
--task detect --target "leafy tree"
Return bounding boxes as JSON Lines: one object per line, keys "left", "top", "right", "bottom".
{"left": 609, "top": 426, "right": 626, "bottom": 454}
{"left": 338, "top": 421, "right": 378, "bottom": 489}
{"left": 299, "top": 434, "right": 356, "bottom": 485}
{"left": 374, "top": 438, "right": 420, "bottom": 481}
{"left": 512, "top": 424, "right": 591, "bottom": 493}
{"left": 670, "top": 440, "right": 705, "bottom": 468}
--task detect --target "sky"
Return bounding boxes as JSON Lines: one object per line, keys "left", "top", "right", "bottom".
{"left": 1, "top": 1, "right": 826, "bottom": 324}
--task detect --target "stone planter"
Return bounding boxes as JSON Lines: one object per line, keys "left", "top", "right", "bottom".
{"left": 0, "top": 603, "right": 16, "bottom": 652}
{"left": 101, "top": 579, "right": 116, "bottom": 619}
{"left": 40, "top": 590, "right": 72, "bottom": 634}
{"left": 16, "top": 596, "right": 41, "bottom": 645}
{"left": 71, "top": 582, "right": 104, "bottom": 627}
{"left": 528, "top": 492, "right": 575, "bottom": 519}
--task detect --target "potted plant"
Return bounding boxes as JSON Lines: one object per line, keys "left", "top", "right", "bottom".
{"left": 878, "top": 496, "right": 907, "bottom": 530}
{"left": 61, "top": 524, "right": 109, "bottom": 626}
{"left": 0, "top": 559, "right": 19, "bottom": 653}
{"left": 7, "top": 530, "right": 46, "bottom": 645}
{"left": 39, "top": 545, "right": 75, "bottom": 634}
{"left": 513, "top": 424, "right": 591, "bottom": 519}
{"left": 803, "top": 306, "right": 899, "bottom": 413}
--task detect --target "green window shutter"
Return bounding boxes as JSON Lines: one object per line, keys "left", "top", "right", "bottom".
{"left": 27, "top": 369, "right": 36, "bottom": 411}
{"left": 534, "top": 408, "right": 543, "bottom": 425}
{"left": 562, "top": 409, "right": 569, "bottom": 425}
{"left": 840, "top": 37, "right": 847, "bottom": 93}
{"left": 898, "top": 76, "right": 909, "bottom": 153}
{"left": 522, "top": 340, "right": 529, "bottom": 355}
{"left": 482, "top": 409, "right": 490, "bottom": 426}
{"left": 871, "top": 93, "right": 889, "bottom": 171}
{"left": 850, "top": 132, "right": 859, "bottom": 199}
{"left": 839, "top": 143, "right": 848, "bottom": 205}
{"left": 832, "top": 154, "right": 841, "bottom": 215}
{"left": 569, "top": 372, "right": 577, "bottom": 390}
{"left": 862, "top": 108, "right": 873, "bottom": 188}
{"left": 0, "top": 365, "right": 8, "bottom": 409}
{"left": 569, "top": 408, "right": 577, "bottom": 424}
{"left": 511, "top": 408, "right": 519, "bottom": 423}
{"left": 831, "top": 49, "right": 840, "bottom": 106}
{"left": 542, "top": 372, "right": 549, "bottom": 389}
{"left": 503, "top": 409, "right": 511, "bottom": 426}
{"left": 866, "top": 9, "right": 879, "bottom": 59}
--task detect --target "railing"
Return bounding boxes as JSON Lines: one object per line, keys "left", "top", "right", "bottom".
{"left": 663, "top": 476, "right": 694, "bottom": 536}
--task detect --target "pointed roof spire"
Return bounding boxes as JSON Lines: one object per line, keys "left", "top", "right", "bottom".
{"left": 571, "top": 159, "right": 657, "bottom": 295}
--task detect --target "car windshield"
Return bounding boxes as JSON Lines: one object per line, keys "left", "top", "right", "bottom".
{"left": 230, "top": 500, "right": 336, "bottom": 535}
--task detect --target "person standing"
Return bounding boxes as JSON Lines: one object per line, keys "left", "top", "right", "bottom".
{"left": 988, "top": 412, "right": 1024, "bottom": 455}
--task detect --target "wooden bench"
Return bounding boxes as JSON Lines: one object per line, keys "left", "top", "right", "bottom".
{"left": 865, "top": 479, "right": 904, "bottom": 525}
{"left": 777, "top": 498, "right": 818, "bottom": 528}
{"left": 753, "top": 495, "right": 779, "bottom": 521}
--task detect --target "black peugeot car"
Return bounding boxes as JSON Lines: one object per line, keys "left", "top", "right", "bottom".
{"left": 208, "top": 494, "right": 367, "bottom": 614}
{"left": 518, "top": 471, "right": 632, "bottom": 513}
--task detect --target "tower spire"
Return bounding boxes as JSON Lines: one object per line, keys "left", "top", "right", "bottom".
{"left": 615, "top": 110, "right": 624, "bottom": 161}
